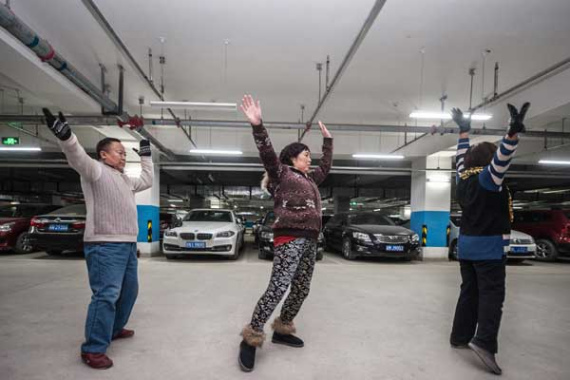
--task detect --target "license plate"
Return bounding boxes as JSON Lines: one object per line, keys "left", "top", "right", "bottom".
{"left": 511, "top": 246, "right": 528, "bottom": 253}
{"left": 386, "top": 245, "right": 404, "bottom": 252}
{"left": 186, "top": 242, "right": 206, "bottom": 249}
{"left": 48, "top": 224, "right": 69, "bottom": 232}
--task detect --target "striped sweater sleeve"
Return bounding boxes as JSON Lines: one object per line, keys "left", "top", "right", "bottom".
{"left": 479, "top": 135, "right": 519, "bottom": 192}
{"left": 456, "top": 137, "right": 470, "bottom": 182}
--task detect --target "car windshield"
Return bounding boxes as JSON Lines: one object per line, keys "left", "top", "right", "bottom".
{"left": 47, "top": 204, "right": 86, "bottom": 216}
{"left": 349, "top": 214, "right": 394, "bottom": 226}
{"left": 184, "top": 210, "right": 233, "bottom": 223}
{"left": 264, "top": 212, "right": 276, "bottom": 225}
{"left": 0, "top": 205, "right": 47, "bottom": 218}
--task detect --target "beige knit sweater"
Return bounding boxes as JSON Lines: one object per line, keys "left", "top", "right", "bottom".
{"left": 59, "top": 134, "right": 153, "bottom": 243}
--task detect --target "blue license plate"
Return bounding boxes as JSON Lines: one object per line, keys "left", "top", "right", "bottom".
{"left": 186, "top": 242, "right": 206, "bottom": 249}
{"left": 48, "top": 224, "right": 69, "bottom": 232}
{"left": 511, "top": 246, "right": 528, "bottom": 253}
{"left": 386, "top": 245, "right": 404, "bottom": 252}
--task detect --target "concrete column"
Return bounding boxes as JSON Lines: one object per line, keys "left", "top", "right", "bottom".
{"left": 334, "top": 196, "right": 351, "bottom": 214}
{"left": 130, "top": 155, "right": 161, "bottom": 257}
{"left": 410, "top": 156, "right": 452, "bottom": 259}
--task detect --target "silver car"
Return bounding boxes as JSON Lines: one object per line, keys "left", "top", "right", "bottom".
{"left": 448, "top": 217, "right": 536, "bottom": 262}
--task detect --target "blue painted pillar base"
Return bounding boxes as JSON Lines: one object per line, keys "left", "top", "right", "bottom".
{"left": 410, "top": 211, "right": 450, "bottom": 247}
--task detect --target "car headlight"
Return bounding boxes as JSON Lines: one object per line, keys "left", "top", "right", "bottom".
{"left": 165, "top": 230, "right": 178, "bottom": 237}
{"left": 261, "top": 232, "right": 274, "bottom": 240}
{"left": 216, "top": 231, "right": 236, "bottom": 238}
{"left": 0, "top": 222, "right": 15, "bottom": 232}
{"left": 353, "top": 232, "right": 372, "bottom": 243}
{"left": 410, "top": 234, "right": 420, "bottom": 242}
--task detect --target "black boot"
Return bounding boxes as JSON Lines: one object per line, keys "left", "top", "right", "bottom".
{"left": 239, "top": 340, "right": 256, "bottom": 372}
{"left": 272, "top": 332, "right": 304, "bottom": 348}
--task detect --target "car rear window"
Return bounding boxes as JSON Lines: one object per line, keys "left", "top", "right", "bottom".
{"left": 48, "top": 204, "right": 86, "bottom": 216}
{"left": 184, "top": 210, "right": 233, "bottom": 223}
{"left": 349, "top": 214, "right": 395, "bottom": 226}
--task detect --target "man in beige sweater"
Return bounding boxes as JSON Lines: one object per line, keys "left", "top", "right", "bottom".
{"left": 43, "top": 109, "right": 153, "bottom": 370}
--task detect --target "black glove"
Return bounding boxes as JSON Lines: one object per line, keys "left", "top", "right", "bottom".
{"left": 42, "top": 108, "right": 71, "bottom": 141}
{"left": 133, "top": 139, "right": 151, "bottom": 157}
{"left": 451, "top": 108, "right": 471, "bottom": 133}
{"left": 507, "top": 102, "right": 530, "bottom": 137}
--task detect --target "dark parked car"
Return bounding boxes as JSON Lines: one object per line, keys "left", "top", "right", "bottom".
{"left": 258, "top": 211, "right": 324, "bottom": 261}
{"left": 27, "top": 204, "right": 86, "bottom": 256}
{"left": 512, "top": 210, "right": 570, "bottom": 261}
{"left": 323, "top": 212, "right": 421, "bottom": 261}
{"left": 0, "top": 204, "right": 59, "bottom": 254}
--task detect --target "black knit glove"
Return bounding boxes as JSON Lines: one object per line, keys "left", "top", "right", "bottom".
{"left": 42, "top": 108, "right": 71, "bottom": 141}
{"left": 133, "top": 139, "right": 151, "bottom": 157}
{"left": 451, "top": 108, "right": 471, "bottom": 133}
{"left": 507, "top": 102, "right": 530, "bottom": 137}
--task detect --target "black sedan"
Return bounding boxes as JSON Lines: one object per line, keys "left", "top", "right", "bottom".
{"left": 323, "top": 212, "right": 421, "bottom": 261}
{"left": 27, "top": 204, "right": 86, "bottom": 255}
{"left": 258, "top": 211, "right": 324, "bottom": 261}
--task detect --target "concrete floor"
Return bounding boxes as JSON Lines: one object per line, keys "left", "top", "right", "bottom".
{"left": 1, "top": 239, "right": 569, "bottom": 380}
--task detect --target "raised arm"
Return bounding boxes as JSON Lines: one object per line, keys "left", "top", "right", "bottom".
{"left": 130, "top": 140, "right": 154, "bottom": 192}
{"left": 309, "top": 121, "right": 333, "bottom": 185}
{"left": 42, "top": 108, "right": 102, "bottom": 182}
{"left": 479, "top": 102, "right": 530, "bottom": 192}
{"left": 451, "top": 108, "right": 471, "bottom": 181}
{"left": 240, "top": 95, "right": 283, "bottom": 181}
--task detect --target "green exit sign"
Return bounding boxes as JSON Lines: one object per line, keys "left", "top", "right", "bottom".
{"left": 2, "top": 137, "right": 20, "bottom": 146}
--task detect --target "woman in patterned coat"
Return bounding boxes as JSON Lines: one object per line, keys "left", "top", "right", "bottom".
{"left": 238, "top": 95, "right": 333, "bottom": 372}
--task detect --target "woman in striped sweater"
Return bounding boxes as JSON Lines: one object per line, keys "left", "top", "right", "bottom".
{"left": 449, "top": 102, "right": 530, "bottom": 375}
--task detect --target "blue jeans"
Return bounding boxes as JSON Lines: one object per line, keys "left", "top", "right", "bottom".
{"left": 81, "top": 242, "right": 138, "bottom": 353}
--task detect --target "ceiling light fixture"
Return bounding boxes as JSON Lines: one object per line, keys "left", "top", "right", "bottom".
{"left": 427, "top": 174, "right": 450, "bottom": 183}
{"left": 543, "top": 189, "right": 570, "bottom": 194}
{"left": 539, "top": 160, "right": 570, "bottom": 166}
{"left": 352, "top": 154, "right": 405, "bottom": 160}
{"left": 409, "top": 111, "right": 492, "bottom": 121}
{"left": 149, "top": 101, "right": 237, "bottom": 111}
{"left": 0, "top": 147, "right": 42, "bottom": 152}
{"left": 189, "top": 149, "right": 243, "bottom": 156}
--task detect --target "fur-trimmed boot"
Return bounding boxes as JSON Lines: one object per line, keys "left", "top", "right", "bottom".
{"left": 239, "top": 325, "right": 265, "bottom": 372}
{"left": 271, "top": 317, "right": 304, "bottom": 348}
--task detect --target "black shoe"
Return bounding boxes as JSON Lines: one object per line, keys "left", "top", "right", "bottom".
{"left": 272, "top": 332, "right": 304, "bottom": 348}
{"left": 239, "top": 340, "right": 256, "bottom": 372}
{"left": 469, "top": 342, "right": 502, "bottom": 375}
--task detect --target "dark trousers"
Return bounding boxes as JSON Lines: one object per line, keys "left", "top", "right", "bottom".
{"left": 450, "top": 257, "right": 506, "bottom": 354}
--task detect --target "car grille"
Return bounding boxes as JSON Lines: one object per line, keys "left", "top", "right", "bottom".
{"left": 510, "top": 238, "right": 533, "bottom": 245}
{"left": 197, "top": 233, "right": 213, "bottom": 240}
{"left": 179, "top": 233, "right": 195, "bottom": 240}
{"left": 374, "top": 235, "right": 409, "bottom": 244}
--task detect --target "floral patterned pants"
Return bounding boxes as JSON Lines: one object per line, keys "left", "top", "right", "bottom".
{"left": 250, "top": 238, "right": 317, "bottom": 331}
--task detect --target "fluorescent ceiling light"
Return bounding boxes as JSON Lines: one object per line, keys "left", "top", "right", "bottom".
{"left": 539, "top": 160, "right": 570, "bottom": 165}
{"left": 149, "top": 101, "right": 237, "bottom": 111}
{"left": 374, "top": 209, "right": 382, "bottom": 212}
{"left": 544, "top": 189, "right": 570, "bottom": 194}
{"left": 427, "top": 174, "right": 450, "bottom": 183}
{"left": 352, "top": 154, "right": 404, "bottom": 160}
{"left": 190, "top": 149, "right": 243, "bottom": 156}
{"left": 409, "top": 111, "right": 492, "bottom": 121}
{"left": 170, "top": 204, "right": 178, "bottom": 208}
{"left": 169, "top": 199, "right": 184, "bottom": 203}
{"left": 0, "top": 147, "right": 42, "bottom": 152}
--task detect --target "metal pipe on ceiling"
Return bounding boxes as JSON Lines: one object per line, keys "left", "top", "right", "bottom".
{"left": 0, "top": 2, "right": 176, "bottom": 160}
{"left": 81, "top": 0, "right": 197, "bottom": 149}
{"left": 300, "top": 0, "right": 388, "bottom": 141}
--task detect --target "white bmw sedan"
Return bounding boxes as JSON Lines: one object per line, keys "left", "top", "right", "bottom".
{"left": 162, "top": 209, "right": 244, "bottom": 260}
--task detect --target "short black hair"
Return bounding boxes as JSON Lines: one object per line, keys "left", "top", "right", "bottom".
{"left": 279, "top": 142, "right": 310, "bottom": 166}
{"left": 96, "top": 137, "right": 122, "bottom": 159}
{"left": 464, "top": 142, "right": 497, "bottom": 169}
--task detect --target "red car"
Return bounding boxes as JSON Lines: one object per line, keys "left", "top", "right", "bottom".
{"left": 512, "top": 210, "right": 570, "bottom": 261}
{"left": 0, "top": 204, "right": 59, "bottom": 254}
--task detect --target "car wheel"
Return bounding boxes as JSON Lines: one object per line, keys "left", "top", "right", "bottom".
{"left": 535, "top": 239, "right": 558, "bottom": 262}
{"left": 14, "top": 232, "right": 35, "bottom": 254}
{"left": 46, "top": 250, "right": 63, "bottom": 256}
{"left": 316, "top": 250, "right": 324, "bottom": 261}
{"left": 228, "top": 247, "right": 240, "bottom": 260}
{"left": 448, "top": 240, "right": 458, "bottom": 261}
{"left": 258, "top": 249, "right": 268, "bottom": 260}
{"left": 342, "top": 237, "right": 357, "bottom": 260}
